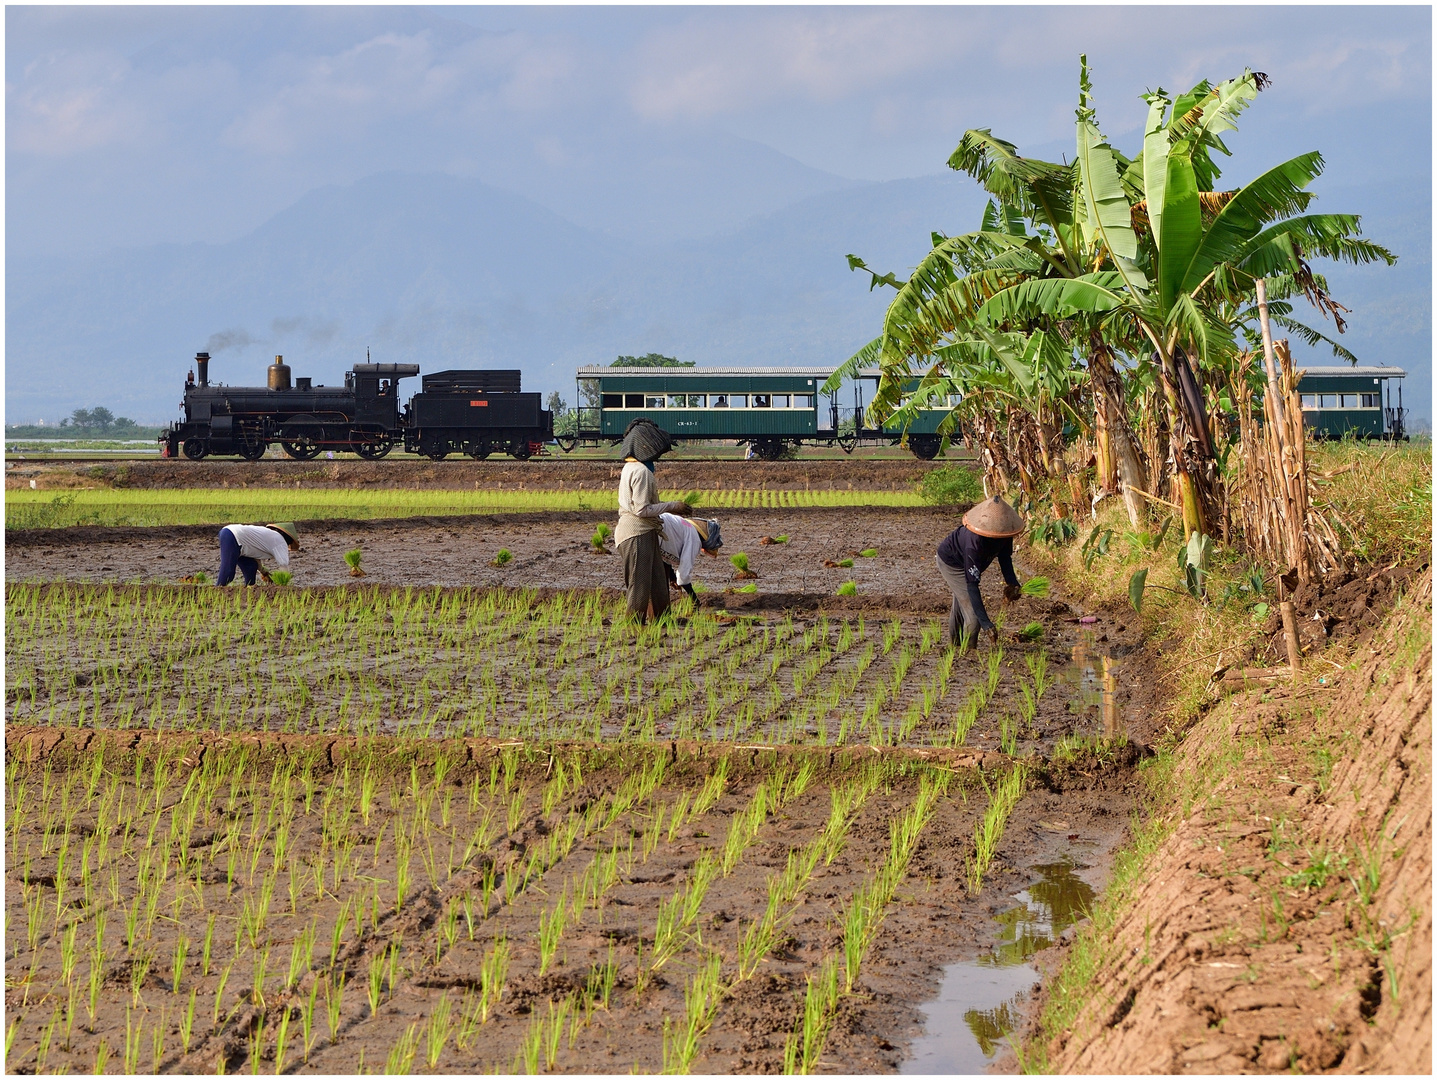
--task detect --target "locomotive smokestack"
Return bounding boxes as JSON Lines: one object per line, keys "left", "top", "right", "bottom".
{"left": 195, "top": 351, "right": 210, "bottom": 387}
{"left": 268, "top": 354, "right": 291, "bottom": 392}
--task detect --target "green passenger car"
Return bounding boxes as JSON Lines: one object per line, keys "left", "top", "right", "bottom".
{"left": 574, "top": 366, "right": 834, "bottom": 459}
{"left": 856, "top": 370, "right": 962, "bottom": 459}
{"left": 1297, "top": 366, "right": 1407, "bottom": 440}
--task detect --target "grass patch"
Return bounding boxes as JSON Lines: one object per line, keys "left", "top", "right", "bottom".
{"left": 6, "top": 488, "right": 926, "bottom": 529}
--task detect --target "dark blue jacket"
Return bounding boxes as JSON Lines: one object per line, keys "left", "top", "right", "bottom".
{"left": 937, "top": 525, "right": 1018, "bottom": 630}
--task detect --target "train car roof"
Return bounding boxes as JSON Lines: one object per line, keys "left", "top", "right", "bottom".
{"left": 578, "top": 366, "right": 837, "bottom": 377}
{"left": 1298, "top": 365, "right": 1406, "bottom": 378}
{"left": 352, "top": 363, "right": 421, "bottom": 376}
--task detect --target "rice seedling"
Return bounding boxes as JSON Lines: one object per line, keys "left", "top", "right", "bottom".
{"left": 274, "top": 1006, "right": 292, "bottom": 1075}
{"left": 968, "top": 765, "right": 1025, "bottom": 894}
{"left": 478, "top": 937, "right": 510, "bottom": 1022}
{"left": 591, "top": 522, "right": 613, "bottom": 551}
{"left": 491, "top": 548, "right": 515, "bottom": 567}
{"left": 385, "top": 1021, "right": 420, "bottom": 1075}
{"left": 344, "top": 548, "right": 366, "bottom": 577}
{"left": 270, "top": 570, "right": 294, "bottom": 586}
{"left": 1020, "top": 576, "right": 1051, "bottom": 598}
{"left": 425, "top": 991, "right": 452, "bottom": 1067}
{"left": 836, "top": 581, "right": 857, "bottom": 596}
{"left": 324, "top": 973, "right": 346, "bottom": 1044}
{"left": 1018, "top": 620, "right": 1045, "bottom": 642}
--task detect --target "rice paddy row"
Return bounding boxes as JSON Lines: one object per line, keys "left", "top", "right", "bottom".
{"left": 4, "top": 739, "right": 1019, "bottom": 1074}
{"left": 6, "top": 584, "right": 1058, "bottom": 752}
{"left": 6, "top": 488, "right": 924, "bottom": 530}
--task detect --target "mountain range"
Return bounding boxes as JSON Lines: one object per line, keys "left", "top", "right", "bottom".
{"left": 7, "top": 168, "right": 1428, "bottom": 427}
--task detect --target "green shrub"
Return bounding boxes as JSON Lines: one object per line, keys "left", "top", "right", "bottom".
{"left": 917, "top": 466, "right": 983, "bottom": 506}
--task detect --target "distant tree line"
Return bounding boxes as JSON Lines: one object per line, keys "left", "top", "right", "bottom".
{"left": 6, "top": 407, "right": 159, "bottom": 439}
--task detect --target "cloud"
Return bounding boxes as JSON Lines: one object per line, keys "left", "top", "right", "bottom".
{"left": 627, "top": 10, "right": 976, "bottom": 121}
{"left": 8, "top": 48, "right": 149, "bottom": 154}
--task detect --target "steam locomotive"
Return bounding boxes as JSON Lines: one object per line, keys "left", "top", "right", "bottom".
{"left": 161, "top": 352, "right": 553, "bottom": 461}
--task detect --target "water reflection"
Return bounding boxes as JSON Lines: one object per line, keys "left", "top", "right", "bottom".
{"left": 984, "top": 860, "right": 1096, "bottom": 966}
{"left": 1066, "top": 636, "right": 1123, "bottom": 739}
{"left": 901, "top": 862, "right": 1097, "bottom": 1073}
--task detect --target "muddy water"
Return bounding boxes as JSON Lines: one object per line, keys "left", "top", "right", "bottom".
{"left": 901, "top": 862, "right": 1098, "bottom": 1073}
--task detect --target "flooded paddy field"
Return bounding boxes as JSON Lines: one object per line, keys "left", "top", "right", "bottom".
{"left": 6, "top": 506, "right": 1160, "bottom": 1074}
{"left": 4, "top": 733, "right": 1132, "bottom": 1074}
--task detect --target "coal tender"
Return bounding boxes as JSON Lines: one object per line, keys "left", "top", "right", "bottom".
{"left": 161, "top": 352, "right": 552, "bottom": 461}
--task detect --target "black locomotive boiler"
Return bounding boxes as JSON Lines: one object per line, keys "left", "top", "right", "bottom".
{"left": 161, "top": 352, "right": 553, "bottom": 461}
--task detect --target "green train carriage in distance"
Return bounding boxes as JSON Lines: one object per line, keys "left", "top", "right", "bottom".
{"left": 572, "top": 366, "right": 902, "bottom": 459}
{"left": 1297, "top": 365, "right": 1408, "bottom": 440}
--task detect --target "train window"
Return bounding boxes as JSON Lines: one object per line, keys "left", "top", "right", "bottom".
{"left": 947, "top": 394, "right": 963, "bottom": 407}
{"left": 687, "top": 394, "right": 706, "bottom": 408}
{"left": 1320, "top": 394, "right": 1338, "bottom": 409}
{"left": 729, "top": 395, "right": 748, "bottom": 408}
{"left": 1340, "top": 394, "right": 1361, "bottom": 408}
{"left": 752, "top": 394, "right": 771, "bottom": 408}
{"left": 602, "top": 394, "right": 624, "bottom": 409}
{"left": 771, "top": 395, "right": 789, "bottom": 408}
{"left": 712, "top": 394, "right": 729, "bottom": 408}
{"left": 625, "top": 394, "right": 644, "bottom": 408}
{"left": 1300, "top": 394, "right": 1318, "bottom": 409}
{"left": 667, "top": 394, "right": 687, "bottom": 409}
{"left": 792, "top": 394, "right": 814, "bottom": 408}
{"left": 645, "top": 395, "right": 665, "bottom": 408}
{"left": 1362, "top": 393, "right": 1380, "bottom": 408}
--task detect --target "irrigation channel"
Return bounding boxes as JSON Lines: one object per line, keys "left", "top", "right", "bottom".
{"left": 5, "top": 503, "right": 1157, "bottom": 1073}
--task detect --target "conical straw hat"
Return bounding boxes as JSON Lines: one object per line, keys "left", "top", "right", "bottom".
{"left": 961, "top": 497, "right": 1025, "bottom": 539}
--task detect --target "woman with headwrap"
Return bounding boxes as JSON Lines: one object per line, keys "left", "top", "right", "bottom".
{"left": 615, "top": 418, "right": 690, "bottom": 622}
{"left": 934, "top": 496, "right": 1026, "bottom": 649}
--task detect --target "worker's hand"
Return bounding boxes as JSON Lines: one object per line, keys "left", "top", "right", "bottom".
{"left": 988, "top": 627, "right": 1001, "bottom": 648}
{"left": 260, "top": 568, "right": 273, "bottom": 584}
{"left": 1003, "top": 583, "right": 1022, "bottom": 604}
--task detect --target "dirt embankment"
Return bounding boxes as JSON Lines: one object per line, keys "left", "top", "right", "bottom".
{"left": 1044, "top": 571, "right": 1431, "bottom": 1074}
{"left": 5, "top": 458, "right": 949, "bottom": 492}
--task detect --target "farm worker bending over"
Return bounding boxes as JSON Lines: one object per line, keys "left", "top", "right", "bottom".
{"left": 658, "top": 514, "right": 724, "bottom": 600}
{"left": 216, "top": 522, "right": 300, "bottom": 586}
{"left": 934, "top": 497, "right": 1024, "bottom": 648}
{"left": 615, "top": 419, "right": 691, "bottom": 622}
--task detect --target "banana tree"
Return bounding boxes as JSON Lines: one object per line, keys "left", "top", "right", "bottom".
{"left": 977, "top": 61, "right": 1395, "bottom": 541}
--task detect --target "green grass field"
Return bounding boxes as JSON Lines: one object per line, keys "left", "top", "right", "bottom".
{"left": 6, "top": 487, "right": 925, "bottom": 529}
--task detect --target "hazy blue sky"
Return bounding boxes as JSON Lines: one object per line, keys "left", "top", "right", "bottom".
{"left": 10, "top": 5, "right": 1430, "bottom": 253}
{"left": 6, "top": 5, "right": 1431, "bottom": 425}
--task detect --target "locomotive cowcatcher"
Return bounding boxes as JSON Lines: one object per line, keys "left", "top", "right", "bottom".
{"left": 161, "top": 352, "right": 553, "bottom": 461}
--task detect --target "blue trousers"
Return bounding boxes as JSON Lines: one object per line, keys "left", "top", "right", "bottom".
{"left": 217, "top": 527, "right": 260, "bottom": 586}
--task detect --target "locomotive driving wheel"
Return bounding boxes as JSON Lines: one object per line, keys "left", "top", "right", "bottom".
{"left": 351, "top": 430, "right": 393, "bottom": 460}
{"left": 280, "top": 417, "right": 323, "bottom": 460}
{"left": 236, "top": 423, "right": 267, "bottom": 461}
{"left": 182, "top": 437, "right": 208, "bottom": 461}
{"left": 469, "top": 443, "right": 492, "bottom": 461}
{"left": 752, "top": 439, "right": 784, "bottom": 461}
{"left": 509, "top": 440, "right": 532, "bottom": 461}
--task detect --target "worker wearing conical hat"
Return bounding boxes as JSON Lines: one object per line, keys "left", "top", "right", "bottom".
{"left": 934, "top": 496, "right": 1025, "bottom": 648}
{"left": 215, "top": 521, "right": 300, "bottom": 586}
{"left": 657, "top": 514, "right": 723, "bottom": 600}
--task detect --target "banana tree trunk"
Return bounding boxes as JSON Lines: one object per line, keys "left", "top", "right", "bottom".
{"left": 1156, "top": 346, "right": 1207, "bottom": 541}
{"left": 1089, "top": 347, "right": 1148, "bottom": 528}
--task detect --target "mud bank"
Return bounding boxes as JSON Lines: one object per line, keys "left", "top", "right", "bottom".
{"left": 1041, "top": 572, "right": 1431, "bottom": 1073}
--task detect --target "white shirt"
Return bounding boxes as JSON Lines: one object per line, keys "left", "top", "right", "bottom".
{"left": 223, "top": 524, "right": 291, "bottom": 567}
{"left": 657, "top": 513, "right": 702, "bottom": 586}
{"left": 615, "top": 460, "right": 665, "bottom": 544}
